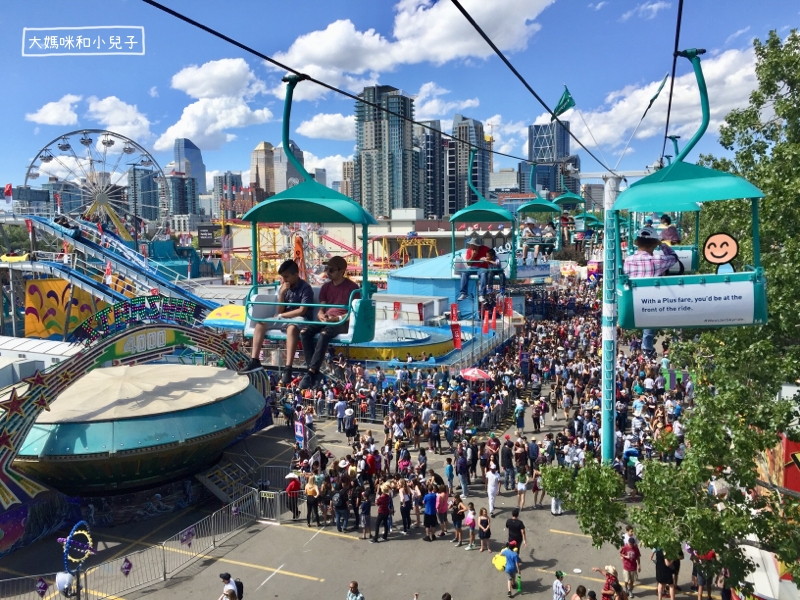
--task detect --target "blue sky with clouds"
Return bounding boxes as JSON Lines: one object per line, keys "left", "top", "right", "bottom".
{"left": 1, "top": 0, "right": 796, "bottom": 190}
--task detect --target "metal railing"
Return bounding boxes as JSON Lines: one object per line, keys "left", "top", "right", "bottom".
{"left": 0, "top": 489, "right": 260, "bottom": 600}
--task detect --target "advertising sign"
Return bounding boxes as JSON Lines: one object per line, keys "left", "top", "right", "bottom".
{"left": 450, "top": 323, "right": 462, "bottom": 349}
{"left": 294, "top": 420, "right": 307, "bottom": 449}
{"left": 630, "top": 280, "right": 755, "bottom": 328}
{"left": 198, "top": 225, "right": 223, "bottom": 249}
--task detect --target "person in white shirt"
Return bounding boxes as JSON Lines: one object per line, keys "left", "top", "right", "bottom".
{"left": 219, "top": 574, "right": 237, "bottom": 600}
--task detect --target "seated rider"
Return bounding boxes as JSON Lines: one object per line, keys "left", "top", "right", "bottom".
{"left": 623, "top": 226, "right": 679, "bottom": 357}
{"left": 521, "top": 218, "right": 541, "bottom": 261}
{"left": 456, "top": 237, "right": 491, "bottom": 304}
{"left": 485, "top": 248, "right": 506, "bottom": 294}
{"left": 659, "top": 215, "right": 681, "bottom": 245}
{"left": 298, "top": 256, "right": 360, "bottom": 390}
{"left": 239, "top": 259, "right": 313, "bottom": 383}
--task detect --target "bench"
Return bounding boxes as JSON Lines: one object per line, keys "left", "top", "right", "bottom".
{"left": 244, "top": 285, "right": 359, "bottom": 344}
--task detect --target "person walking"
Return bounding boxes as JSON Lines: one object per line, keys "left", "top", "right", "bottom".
{"left": 620, "top": 537, "right": 641, "bottom": 597}
{"left": 501, "top": 541, "right": 522, "bottom": 597}
{"left": 505, "top": 508, "right": 527, "bottom": 549}
{"left": 487, "top": 463, "right": 501, "bottom": 517}
{"left": 218, "top": 573, "right": 238, "bottom": 600}
{"left": 371, "top": 485, "right": 391, "bottom": 543}
{"left": 516, "top": 466, "right": 528, "bottom": 510}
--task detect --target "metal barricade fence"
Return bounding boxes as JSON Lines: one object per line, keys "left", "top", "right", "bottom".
{"left": 0, "top": 571, "right": 60, "bottom": 600}
{"left": 213, "top": 489, "right": 259, "bottom": 539}
{"left": 162, "top": 512, "right": 215, "bottom": 574}
{"left": 256, "top": 465, "right": 291, "bottom": 490}
{"left": 84, "top": 543, "right": 166, "bottom": 598}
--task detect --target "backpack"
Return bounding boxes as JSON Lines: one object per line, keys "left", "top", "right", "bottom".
{"left": 235, "top": 579, "right": 244, "bottom": 600}
{"left": 332, "top": 491, "right": 345, "bottom": 508}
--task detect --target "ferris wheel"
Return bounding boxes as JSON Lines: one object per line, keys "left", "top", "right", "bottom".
{"left": 23, "top": 129, "right": 170, "bottom": 240}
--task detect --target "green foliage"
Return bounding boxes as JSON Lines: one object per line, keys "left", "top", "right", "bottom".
{"left": 562, "top": 29, "right": 800, "bottom": 588}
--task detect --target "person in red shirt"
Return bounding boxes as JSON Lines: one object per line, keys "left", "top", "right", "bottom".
{"left": 457, "top": 238, "right": 492, "bottom": 303}
{"left": 619, "top": 538, "right": 642, "bottom": 597}
{"left": 371, "top": 485, "right": 391, "bottom": 543}
{"left": 693, "top": 550, "right": 716, "bottom": 600}
{"left": 285, "top": 474, "right": 301, "bottom": 520}
{"left": 592, "top": 565, "right": 619, "bottom": 600}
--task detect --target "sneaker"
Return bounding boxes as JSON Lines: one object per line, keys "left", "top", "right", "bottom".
{"left": 423, "top": 536, "right": 432, "bottom": 542}
{"left": 369, "top": 539, "right": 378, "bottom": 544}
{"left": 457, "top": 293, "right": 468, "bottom": 302}
{"left": 437, "top": 532, "right": 445, "bottom": 538}
{"left": 508, "top": 592, "right": 512, "bottom": 598}
{"left": 237, "top": 358, "right": 263, "bottom": 375}
{"left": 279, "top": 370, "right": 293, "bottom": 386}
{"left": 298, "top": 372, "right": 317, "bottom": 390}
{"left": 451, "top": 538, "right": 458, "bottom": 543}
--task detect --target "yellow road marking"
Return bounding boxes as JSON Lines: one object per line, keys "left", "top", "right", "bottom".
{"left": 550, "top": 528, "right": 591, "bottom": 538}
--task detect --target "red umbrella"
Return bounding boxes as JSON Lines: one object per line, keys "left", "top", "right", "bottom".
{"left": 460, "top": 367, "right": 491, "bottom": 381}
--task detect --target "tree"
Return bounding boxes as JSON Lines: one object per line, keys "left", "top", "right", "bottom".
{"left": 545, "top": 30, "right": 800, "bottom": 589}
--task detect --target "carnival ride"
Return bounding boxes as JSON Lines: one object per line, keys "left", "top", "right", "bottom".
{"left": 23, "top": 130, "right": 170, "bottom": 241}
{"left": 613, "top": 49, "right": 767, "bottom": 330}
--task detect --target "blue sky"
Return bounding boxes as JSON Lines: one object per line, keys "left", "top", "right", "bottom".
{"left": 1, "top": 0, "right": 797, "bottom": 191}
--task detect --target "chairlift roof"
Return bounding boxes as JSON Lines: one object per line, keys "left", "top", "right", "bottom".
{"left": 449, "top": 200, "right": 514, "bottom": 224}
{"left": 614, "top": 161, "right": 764, "bottom": 212}
{"left": 516, "top": 199, "right": 561, "bottom": 214}
{"left": 553, "top": 191, "right": 585, "bottom": 206}
{"left": 573, "top": 212, "right": 602, "bottom": 222}
{"left": 243, "top": 180, "right": 378, "bottom": 225}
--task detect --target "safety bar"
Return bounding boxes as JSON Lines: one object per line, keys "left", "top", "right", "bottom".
{"left": 245, "top": 287, "right": 362, "bottom": 327}
{"left": 519, "top": 236, "right": 558, "bottom": 244}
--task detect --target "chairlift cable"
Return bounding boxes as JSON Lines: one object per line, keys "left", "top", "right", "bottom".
{"left": 449, "top": 0, "right": 616, "bottom": 174}
{"left": 141, "top": 0, "right": 532, "bottom": 164}
{"left": 661, "top": 0, "right": 685, "bottom": 158}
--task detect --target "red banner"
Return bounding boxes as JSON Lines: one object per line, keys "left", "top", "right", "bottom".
{"left": 393, "top": 301, "right": 400, "bottom": 320}
{"left": 104, "top": 261, "right": 112, "bottom": 285}
{"left": 417, "top": 302, "right": 424, "bottom": 322}
{"left": 504, "top": 297, "right": 513, "bottom": 317}
{"left": 62, "top": 240, "right": 68, "bottom": 253}
{"left": 451, "top": 303, "right": 458, "bottom": 321}
{"left": 450, "top": 323, "right": 462, "bottom": 349}
{"left": 482, "top": 310, "right": 489, "bottom": 334}
{"left": 150, "top": 288, "right": 159, "bottom": 296}
{"left": 491, "top": 307, "right": 497, "bottom": 330}
{"left": 25, "top": 219, "right": 32, "bottom": 234}
{"left": 140, "top": 244, "right": 147, "bottom": 257}
{"left": 54, "top": 192, "right": 60, "bottom": 207}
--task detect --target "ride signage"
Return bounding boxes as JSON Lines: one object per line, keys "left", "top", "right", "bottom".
{"left": 70, "top": 294, "right": 202, "bottom": 346}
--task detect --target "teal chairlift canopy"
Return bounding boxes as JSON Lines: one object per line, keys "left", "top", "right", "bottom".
{"left": 243, "top": 74, "right": 377, "bottom": 344}
{"left": 613, "top": 49, "right": 767, "bottom": 330}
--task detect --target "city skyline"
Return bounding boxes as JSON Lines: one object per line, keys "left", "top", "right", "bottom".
{"left": 3, "top": 1, "right": 789, "bottom": 197}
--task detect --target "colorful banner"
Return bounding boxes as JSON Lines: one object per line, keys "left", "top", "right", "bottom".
{"left": 450, "top": 323, "right": 462, "bottom": 349}
{"left": 25, "top": 279, "right": 107, "bottom": 339}
{"left": 504, "top": 297, "right": 513, "bottom": 317}
{"left": 417, "top": 302, "right": 424, "bottom": 322}
{"left": 482, "top": 310, "right": 489, "bottom": 334}
{"left": 393, "top": 301, "right": 400, "bottom": 320}
{"left": 451, "top": 303, "right": 458, "bottom": 321}
{"left": 491, "top": 307, "right": 497, "bottom": 330}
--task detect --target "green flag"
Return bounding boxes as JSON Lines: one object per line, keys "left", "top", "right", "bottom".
{"left": 551, "top": 86, "right": 575, "bottom": 121}
{"left": 645, "top": 73, "right": 669, "bottom": 113}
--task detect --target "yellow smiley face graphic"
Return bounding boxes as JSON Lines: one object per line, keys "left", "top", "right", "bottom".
{"left": 703, "top": 233, "right": 739, "bottom": 265}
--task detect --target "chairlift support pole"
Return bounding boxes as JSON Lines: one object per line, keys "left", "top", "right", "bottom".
{"left": 601, "top": 174, "right": 622, "bottom": 463}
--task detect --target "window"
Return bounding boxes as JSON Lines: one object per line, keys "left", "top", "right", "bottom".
{"left": 18, "top": 354, "right": 26, "bottom": 358}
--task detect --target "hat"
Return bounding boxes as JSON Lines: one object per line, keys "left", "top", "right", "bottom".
{"left": 467, "top": 237, "right": 481, "bottom": 246}
{"left": 524, "top": 217, "right": 535, "bottom": 225}
{"left": 509, "top": 540, "right": 517, "bottom": 546}
{"left": 220, "top": 573, "right": 232, "bottom": 581}
{"left": 302, "top": 459, "right": 309, "bottom": 465}
{"left": 338, "top": 459, "right": 348, "bottom": 468}
{"left": 605, "top": 566, "right": 618, "bottom": 577}
{"left": 636, "top": 226, "right": 659, "bottom": 240}
{"left": 345, "top": 408, "right": 354, "bottom": 416}
{"left": 588, "top": 592, "right": 597, "bottom": 599}
{"left": 555, "top": 571, "right": 565, "bottom": 579}
{"left": 489, "top": 432, "right": 496, "bottom": 438}
{"left": 504, "top": 434, "right": 511, "bottom": 439}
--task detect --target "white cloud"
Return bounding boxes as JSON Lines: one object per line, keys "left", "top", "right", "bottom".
{"left": 149, "top": 86, "right": 159, "bottom": 98}
{"left": 25, "top": 94, "right": 82, "bottom": 125}
{"left": 154, "top": 58, "right": 272, "bottom": 151}
{"left": 725, "top": 26, "right": 751, "bottom": 46}
{"left": 415, "top": 82, "right": 479, "bottom": 120}
{"left": 484, "top": 114, "right": 529, "bottom": 159}
{"left": 205, "top": 168, "right": 251, "bottom": 189}
{"left": 589, "top": 1, "right": 607, "bottom": 9}
{"left": 86, "top": 96, "right": 151, "bottom": 141}
{"left": 613, "top": 147, "right": 636, "bottom": 156}
{"left": 621, "top": 2, "right": 671, "bottom": 21}
{"left": 528, "top": 49, "right": 757, "bottom": 157}
{"left": 296, "top": 113, "right": 355, "bottom": 140}
{"left": 268, "top": 0, "right": 555, "bottom": 101}
{"left": 33, "top": 127, "right": 40, "bottom": 135}
{"left": 302, "top": 152, "right": 353, "bottom": 185}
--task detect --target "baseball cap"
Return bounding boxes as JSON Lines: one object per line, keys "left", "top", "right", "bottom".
{"left": 555, "top": 570, "right": 565, "bottom": 578}
{"left": 636, "top": 226, "right": 659, "bottom": 240}
{"left": 509, "top": 540, "right": 517, "bottom": 546}
{"left": 220, "top": 573, "right": 232, "bottom": 581}
{"left": 467, "top": 237, "right": 481, "bottom": 246}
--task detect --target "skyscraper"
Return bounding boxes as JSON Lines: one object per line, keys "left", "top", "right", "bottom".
{"left": 127, "top": 166, "right": 160, "bottom": 221}
{"left": 161, "top": 172, "right": 198, "bottom": 215}
{"left": 251, "top": 142, "right": 275, "bottom": 198}
{"left": 354, "top": 85, "right": 418, "bottom": 217}
{"left": 173, "top": 138, "right": 207, "bottom": 194}
{"left": 527, "top": 121, "right": 580, "bottom": 196}
{"left": 213, "top": 171, "right": 243, "bottom": 219}
{"left": 413, "top": 120, "right": 444, "bottom": 219}
{"left": 341, "top": 161, "right": 355, "bottom": 199}
{"left": 274, "top": 140, "right": 304, "bottom": 194}
{"left": 312, "top": 168, "right": 327, "bottom": 187}
{"left": 445, "top": 114, "right": 488, "bottom": 215}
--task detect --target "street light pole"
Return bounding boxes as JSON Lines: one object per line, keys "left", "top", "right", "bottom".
{"left": 601, "top": 174, "right": 622, "bottom": 463}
